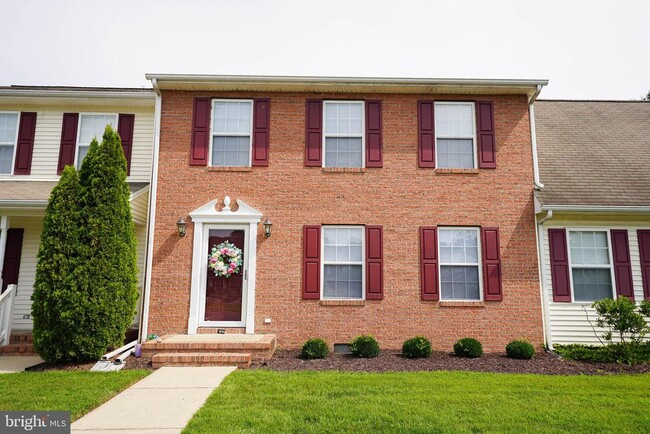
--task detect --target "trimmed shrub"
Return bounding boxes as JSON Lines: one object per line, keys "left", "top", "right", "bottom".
{"left": 350, "top": 335, "right": 380, "bottom": 358}
{"left": 301, "top": 338, "right": 329, "bottom": 359}
{"left": 402, "top": 336, "right": 433, "bottom": 359}
{"left": 556, "top": 342, "right": 650, "bottom": 364}
{"left": 506, "top": 340, "right": 535, "bottom": 360}
{"left": 453, "top": 338, "right": 483, "bottom": 358}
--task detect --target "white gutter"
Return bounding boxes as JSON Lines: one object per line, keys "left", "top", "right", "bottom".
{"left": 528, "top": 85, "right": 544, "bottom": 190}
{"left": 0, "top": 200, "right": 48, "bottom": 208}
{"left": 139, "top": 78, "right": 162, "bottom": 342}
{"left": 536, "top": 210, "right": 554, "bottom": 350}
{"left": 0, "top": 89, "right": 155, "bottom": 100}
{"left": 540, "top": 205, "right": 650, "bottom": 214}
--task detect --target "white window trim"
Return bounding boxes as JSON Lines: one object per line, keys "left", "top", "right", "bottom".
{"left": 437, "top": 226, "right": 484, "bottom": 302}
{"left": 322, "top": 100, "right": 366, "bottom": 168}
{"left": 434, "top": 101, "right": 478, "bottom": 169}
{"left": 75, "top": 113, "right": 119, "bottom": 169}
{"left": 566, "top": 228, "right": 617, "bottom": 303}
{"left": 209, "top": 99, "right": 254, "bottom": 167}
{"left": 320, "top": 225, "right": 366, "bottom": 300}
{"left": 0, "top": 111, "right": 21, "bottom": 176}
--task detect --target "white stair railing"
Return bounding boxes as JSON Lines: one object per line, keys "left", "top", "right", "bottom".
{"left": 0, "top": 284, "right": 17, "bottom": 347}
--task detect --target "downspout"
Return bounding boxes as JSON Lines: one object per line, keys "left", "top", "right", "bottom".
{"left": 528, "top": 85, "right": 544, "bottom": 190}
{"left": 139, "top": 78, "right": 162, "bottom": 342}
{"left": 536, "top": 209, "right": 554, "bottom": 350}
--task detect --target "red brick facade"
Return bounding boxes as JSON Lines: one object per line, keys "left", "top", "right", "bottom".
{"left": 148, "top": 89, "right": 543, "bottom": 351}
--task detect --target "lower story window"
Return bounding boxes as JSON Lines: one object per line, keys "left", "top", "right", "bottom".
{"left": 569, "top": 230, "right": 613, "bottom": 302}
{"left": 322, "top": 226, "right": 364, "bottom": 299}
{"left": 439, "top": 227, "right": 481, "bottom": 300}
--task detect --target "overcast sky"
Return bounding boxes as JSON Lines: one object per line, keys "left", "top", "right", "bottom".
{"left": 1, "top": 0, "right": 648, "bottom": 99}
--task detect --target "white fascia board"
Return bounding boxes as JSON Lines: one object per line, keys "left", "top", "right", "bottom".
{"left": 540, "top": 205, "right": 650, "bottom": 214}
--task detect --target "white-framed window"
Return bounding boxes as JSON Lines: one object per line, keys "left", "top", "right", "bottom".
{"left": 435, "top": 102, "right": 477, "bottom": 169}
{"left": 568, "top": 230, "right": 615, "bottom": 302}
{"left": 0, "top": 112, "right": 19, "bottom": 175}
{"left": 210, "top": 99, "right": 253, "bottom": 167}
{"left": 77, "top": 113, "right": 118, "bottom": 169}
{"left": 322, "top": 226, "right": 365, "bottom": 299}
{"left": 438, "top": 227, "right": 482, "bottom": 301}
{"left": 323, "top": 101, "right": 365, "bottom": 168}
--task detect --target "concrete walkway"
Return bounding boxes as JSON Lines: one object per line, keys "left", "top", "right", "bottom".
{"left": 72, "top": 366, "right": 236, "bottom": 433}
{"left": 0, "top": 356, "right": 43, "bottom": 373}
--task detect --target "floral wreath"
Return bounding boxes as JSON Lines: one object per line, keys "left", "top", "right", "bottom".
{"left": 208, "top": 241, "right": 243, "bottom": 278}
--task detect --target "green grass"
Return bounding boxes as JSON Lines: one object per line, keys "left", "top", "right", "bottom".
{"left": 0, "top": 370, "right": 149, "bottom": 420}
{"left": 184, "top": 370, "right": 650, "bottom": 433}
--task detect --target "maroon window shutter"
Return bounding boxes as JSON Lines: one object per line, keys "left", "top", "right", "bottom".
{"left": 366, "top": 225, "right": 383, "bottom": 300}
{"left": 610, "top": 230, "right": 634, "bottom": 300}
{"left": 57, "top": 113, "right": 79, "bottom": 174}
{"left": 548, "top": 229, "right": 571, "bottom": 302}
{"left": 13, "top": 112, "right": 37, "bottom": 175}
{"left": 420, "top": 226, "right": 439, "bottom": 300}
{"left": 481, "top": 227, "right": 503, "bottom": 301}
{"left": 190, "top": 97, "right": 210, "bottom": 166}
{"left": 252, "top": 98, "right": 270, "bottom": 166}
{"left": 476, "top": 101, "right": 496, "bottom": 169}
{"left": 365, "top": 101, "right": 382, "bottom": 168}
{"left": 118, "top": 114, "right": 135, "bottom": 175}
{"left": 1, "top": 229, "right": 24, "bottom": 293}
{"left": 305, "top": 99, "right": 322, "bottom": 166}
{"left": 417, "top": 101, "right": 435, "bottom": 168}
{"left": 637, "top": 230, "right": 650, "bottom": 300}
{"left": 302, "top": 225, "right": 321, "bottom": 299}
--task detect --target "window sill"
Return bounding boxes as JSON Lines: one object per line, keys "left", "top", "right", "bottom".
{"left": 207, "top": 166, "right": 253, "bottom": 172}
{"left": 434, "top": 168, "right": 480, "bottom": 175}
{"left": 438, "top": 301, "right": 486, "bottom": 308}
{"left": 319, "top": 299, "right": 365, "bottom": 306}
{"left": 322, "top": 167, "right": 366, "bottom": 173}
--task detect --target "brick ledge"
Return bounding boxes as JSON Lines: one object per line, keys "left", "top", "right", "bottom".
{"left": 207, "top": 166, "right": 253, "bottom": 172}
{"left": 434, "top": 168, "right": 480, "bottom": 175}
{"left": 322, "top": 167, "right": 367, "bottom": 173}
{"left": 319, "top": 299, "right": 365, "bottom": 306}
{"left": 438, "top": 301, "right": 486, "bottom": 307}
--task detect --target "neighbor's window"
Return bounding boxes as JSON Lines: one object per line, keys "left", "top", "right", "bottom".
{"left": 211, "top": 100, "right": 252, "bottom": 167}
{"left": 439, "top": 227, "right": 481, "bottom": 300}
{"left": 324, "top": 101, "right": 364, "bottom": 168}
{"left": 322, "top": 226, "right": 364, "bottom": 299}
{"left": 569, "top": 230, "right": 613, "bottom": 302}
{"left": 77, "top": 114, "right": 117, "bottom": 169}
{"left": 0, "top": 112, "right": 19, "bottom": 174}
{"left": 435, "top": 102, "right": 476, "bottom": 169}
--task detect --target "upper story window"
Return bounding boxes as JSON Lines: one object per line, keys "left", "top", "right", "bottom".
{"left": 0, "top": 112, "right": 19, "bottom": 174}
{"left": 211, "top": 100, "right": 253, "bottom": 167}
{"left": 439, "top": 227, "right": 482, "bottom": 301}
{"left": 568, "top": 230, "right": 614, "bottom": 302}
{"left": 323, "top": 101, "right": 364, "bottom": 168}
{"left": 322, "top": 226, "right": 364, "bottom": 299}
{"left": 435, "top": 102, "right": 476, "bottom": 169}
{"left": 77, "top": 114, "right": 117, "bottom": 169}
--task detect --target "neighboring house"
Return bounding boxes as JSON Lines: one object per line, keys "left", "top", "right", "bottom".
{"left": 534, "top": 100, "right": 650, "bottom": 348}
{"left": 0, "top": 86, "right": 156, "bottom": 344}
{"left": 142, "top": 74, "right": 548, "bottom": 351}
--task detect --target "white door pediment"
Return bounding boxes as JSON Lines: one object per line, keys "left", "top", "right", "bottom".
{"left": 189, "top": 196, "right": 263, "bottom": 223}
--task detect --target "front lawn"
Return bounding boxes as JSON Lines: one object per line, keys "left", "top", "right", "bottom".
{"left": 0, "top": 370, "right": 149, "bottom": 420}
{"left": 184, "top": 370, "right": 650, "bottom": 433}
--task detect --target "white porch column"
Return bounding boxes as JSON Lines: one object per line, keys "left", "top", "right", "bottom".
{"left": 0, "top": 216, "right": 9, "bottom": 290}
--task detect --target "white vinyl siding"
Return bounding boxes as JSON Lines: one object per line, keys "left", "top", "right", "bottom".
{"left": 323, "top": 101, "right": 364, "bottom": 168}
{"left": 210, "top": 100, "right": 253, "bottom": 167}
{"left": 435, "top": 102, "right": 476, "bottom": 169}
{"left": 322, "top": 226, "right": 364, "bottom": 299}
{"left": 438, "top": 227, "right": 482, "bottom": 301}
{"left": 0, "top": 112, "right": 19, "bottom": 174}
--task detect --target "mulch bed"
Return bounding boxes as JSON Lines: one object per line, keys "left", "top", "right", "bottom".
{"left": 252, "top": 349, "right": 650, "bottom": 375}
{"left": 26, "top": 356, "right": 153, "bottom": 372}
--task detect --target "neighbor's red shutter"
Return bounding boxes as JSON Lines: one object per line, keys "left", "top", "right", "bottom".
{"left": 252, "top": 98, "right": 270, "bottom": 166}
{"left": 417, "top": 101, "right": 435, "bottom": 168}
{"left": 365, "top": 101, "right": 382, "bottom": 167}
{"left": 57, "top": 113, "right": 79, "bottom": 174}
{"left": 366, "top": 225, "right": 383, "bottom": 300}
{"left": 611, "top": 230, "right": 634, "bottom": 300}
{"left": 548, "top": 229, "right": 571, "bottom": 302}
{"left": 302, "top": 225, "right": 321, "bottom": 299}
{"left": 118, "top": 114, "right": 135, "bottom": 175}
{"left": 305, "top": 99, "right": 322, "bottom": 166}
{"left": 420, "top": 226, "right": 439, "bottom": 300}
{"left": 1, "top": 229, "right": 24, "bottom": 293}
{"left": 637, "top": 230, "right": 650, "bottom": 300}
{"left": 13, "top": 112, "right": 37, "bottom": 175}
{"left": 481, "top": 227, "right": 503, "bottom": 301}
{"left": 476, "top": 101, "right": 496, "bottom": 169}
{"left": 190, "top": 97, "right": 210, "bottom": 166}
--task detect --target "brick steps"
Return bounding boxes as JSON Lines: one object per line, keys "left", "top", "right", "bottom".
{"left": 0, "top": 333, "right": 36, "bottom": 356}
{"left": 152, "top": 352, "right": 251, "bottom": 369}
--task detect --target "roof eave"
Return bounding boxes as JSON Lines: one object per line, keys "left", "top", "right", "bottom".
{"left": 539, "top": 204, "right": 650, "bottom": 214}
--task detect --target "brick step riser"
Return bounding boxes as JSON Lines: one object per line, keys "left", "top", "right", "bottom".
{"left": 142, "top": 347, "right": 273, "bottom": 361}
{"left": 0, "top": 346, "right": 37, "bottom": 356}
{"left": 9, "top": 334, "right": 33, "bottom": 344}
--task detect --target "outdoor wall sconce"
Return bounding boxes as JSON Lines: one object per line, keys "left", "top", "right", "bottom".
{"left": 176, "top": 217, "right": 187, "bottom": 237}
{"left": 263, "top": 218, "right": 273, "bottom": 238}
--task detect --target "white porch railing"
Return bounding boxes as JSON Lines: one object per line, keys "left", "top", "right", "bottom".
{"left": 0, "top": 284, "right": 17, "bottom": 347}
